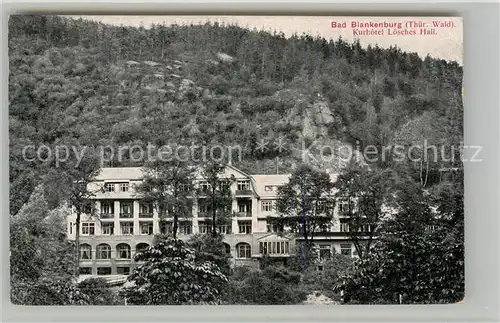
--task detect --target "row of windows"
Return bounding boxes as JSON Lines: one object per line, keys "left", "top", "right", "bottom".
{"left": 339, "top": 219, "right": 374, "bottom": 233}
{"left": 99, "top": 199, "right": 349, "bottom": 216}
{"left": 197, "top": 180, "right": 251, "bottom": 192}
{"left": 318, "top": 243, "right": 356, "bottom": 259}
{"left": 259, "top": 241, "right": 290, "bottom": 255}
{"left": 78, "top": 221, "right": 254, "bottom": 235}
{"left": 79, "top": 220, "right": 369, "bottom": 236}
{"left": 105, "top": 182, "right": 130, "bottom": 193}
{"left": 81, "top": 242, "right": 356, "bottom": 263}
{"left": 103, "top": 180, "right": 279, "bottom": 195}
{"left": 198, "top": 224, "right": 232, "bottom": 234}
{"left": 80, "top": 241, "right": 356, "bottom": 275}
{"left": 80, "top": 243, "right": 150, "bottom": 260}
{"left": 79, "top": 267, "right": 130, "bottom": 275}
{"left": 80, "top": 242, "right": 254, "bottom": 260}
{"left": 79, "top": 222, "right": 154, "bottom": 235}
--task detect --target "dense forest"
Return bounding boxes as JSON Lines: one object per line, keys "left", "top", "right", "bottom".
{"left": 9, "top": 15, "right": 462, "bottom": 215}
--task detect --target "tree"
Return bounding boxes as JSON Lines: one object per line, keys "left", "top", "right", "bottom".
{"left": 272, "top": 164, "right": 335, "bottom": 249}
{"left": 336, "top": 228, "right": 463, "bottom": 304}
{"left": 336, "top": 169, "right": 464, "bottom": 304}
{"left": 135, "top": 157, "right": 194, "bottom": 239}
{"left": 199, "top": 162, "right": 233, "bottom": 237}
{"left": 122, "top": 238, "right": 228, "bottom": 305}
{"left": 10, "top": 185, "right": 82, "bottom": 305}
{"left": 66, "top": 145, "right": 101, "bottom": 274}
{"left": 187, "top": 233, "right": 231, "bottom": 276}
{"left": 333, "top": 162, "right": 399, "bottom": 259}
{"left": 300, "top": 253, "right": 354, "bottom": 299}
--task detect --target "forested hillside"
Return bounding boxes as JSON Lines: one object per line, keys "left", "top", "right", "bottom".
{"left": 9, "top": 15, "right": 463, "bottom": 215}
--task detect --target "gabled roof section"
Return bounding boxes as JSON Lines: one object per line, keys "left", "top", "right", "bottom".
{"left": 252, "top": 174, "right": 291, "bottom": 198}
{"left": 257, "top": 232, "right": 293, "bottom": 241}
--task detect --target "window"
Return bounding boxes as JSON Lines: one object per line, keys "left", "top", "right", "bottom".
{"left": 264, "top": 185, "right": 273, "bottom": 191}
{"left": 117, "top": 267, "right": 130, "bottom": 275}
{"left": 160, "top": 221, "right": 173, "bottom": 235}
{"left": 97, "top": 267, "right": 112, "bottom": 275}
{"left": 198, "top": 201, "right": 211, "bottom": 214}
{"left": 80, "top": 244, "right": 92, "bottom": 260}
{"left": 266, "top": 223, "right": 281, "bottom": 233}
{"left": 69, "top": 222, "right": 73, "bottom": 234}
{"left": 320, "top": 222, "right": 333, "bottom": 233}
{"left": 223, "top": 243, "right": 231, "bottom": 255}
{"left": 262, "top": 200, "right": 273, "bottom": 212}
{"left": 340, "top": 219, "right": 350, "bottom": 232}
{"left": 339, "top": 199, "right": 350, "bottom": 213}
{"left": 259, "top": 241, "right": 290, "bottom": 255}
{"left": 198, "top": 221, "right": 210, "bottom": 234}
{"left": 96, "top": 244, "right": 111, "bottom": 259}
{"left": 340, "top": 243, "right": 352, "bottom": 257}
{"left": 179, "top": 222, "right": 192, "bottom": 235}
{"left": 199, "top": 181, "right": 210, "bottom": 192}
{"left": 139, "top": 202, "right": 154, "bottom": 217}
{"left": 238, "top": 220, "right": 252, "bottom": 234}
{"left": 238, "top": 203, "right": 249, "bottom": 213}
{"left": 105, "top": 183, "right": 115, "bottom": 192}
{"left": 140, "top": 222, "right": 153, "bottom": 235}
{"left": 319, "top": 244, "right": 332, "bottom": 260}
{"left": 119, "top": 183, "right": 129, "bottom": 192}
{"left": 101, "top": 200, "right": 114, "bottom": 215}
{"left": 120, "top": 202, "right": 133, "bottom": 217}
{"left": 217, "top": 225, "right": 231, "bottom": 234}
{"left": 102, "top": 223, "right": 114, "bottom": 235}
{"left": 359, "top": 223, "right": 370, "bottom": 232}
{"left": 317, "top": 199, "right": 328, "bottom": 213}
{"left": 121, "top": 222, "right": 134, "bottom": 235}
{"left": 81, "top": 222, "right": 95, "bottom": 235}
{"left": 117, "top": 243, "right": 131, "bottom": 259}
{"left": 79, "top": 267, "right": 92, "bottom": 275}
{"left": 136, "top": 243, "right": 150, "bottom": 255}
{"left": 218, "top": 180, "right": 230, "bottom": 191}
{"left": 236, "top": 243, "right": 251, "bottom": 258}
{"left": 237, "top": 180, "right": 250, "bottom": 191}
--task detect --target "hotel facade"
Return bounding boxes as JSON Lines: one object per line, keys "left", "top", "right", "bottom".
{"left": 67, "top": 165, "right": 358, "bottom": 276}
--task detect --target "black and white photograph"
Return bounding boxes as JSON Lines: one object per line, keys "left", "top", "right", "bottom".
{"left": 8, "top": 15, "right": 464, "bottom": 305}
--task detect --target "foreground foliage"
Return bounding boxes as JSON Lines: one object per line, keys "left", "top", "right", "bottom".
{"left": 336, "top": 171, "right": 464, "bottom": 304}
{"left": 223, "top": 265, "right": 307, "bottom": 305}
{"left": 122, "top": 238, "right": 228, "bottom": 305}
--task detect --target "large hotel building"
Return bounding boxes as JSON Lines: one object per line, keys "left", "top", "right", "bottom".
{"left": 67, "top": 165, "right": 357, "bottom": 276}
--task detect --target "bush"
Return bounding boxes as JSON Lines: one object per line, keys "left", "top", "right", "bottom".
{"left": 121, "top": 238, "right": 228, "bottom": 305}
{"left": 186, "top": 233, "right": 232, "bottom": 276}
{"left": 300, "top": 254, "right": 354, "bottom": 299}
{"left": 223, "top": 265, "right": 307, "bottom": 305}
{"left": 78, "top": 278, "right": 123, "bottom": 305}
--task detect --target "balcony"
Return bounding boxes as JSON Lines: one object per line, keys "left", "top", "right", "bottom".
{"left": 119, "top": 212, "right": 133, "bottom": 218}
{"left": 139, "top": 213, "right": 153, "bottom": 218}
{"left": 234, "top": 211, "right": 252, "bottom": 217}
{"left": 100, "top": 213, "right": 114, "bottom": 219}
{"left": 235, "top": 189, "right": 253, "bottom": 196}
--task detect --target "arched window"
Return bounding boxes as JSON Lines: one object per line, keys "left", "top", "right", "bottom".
{"left": 96, "top": 244, "right": 111, "bottom": 259}
{"left": 80, "top": 244, "right": 92, "bottom": 260}
{"left": 135, "top": 243, "right": 150, "bottom": 255}
{"left": 117, "top": 243, "right": 131, "bottom": 259}
{"left": 236, "top": 243, "right": 251, "bottom": 259}
{"left": 223, "top": 243, "right": 231, "bottom": 255}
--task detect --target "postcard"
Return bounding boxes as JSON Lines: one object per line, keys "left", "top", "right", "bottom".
{"left": 9, "top": 15, "right": 463, "bottom": 305}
